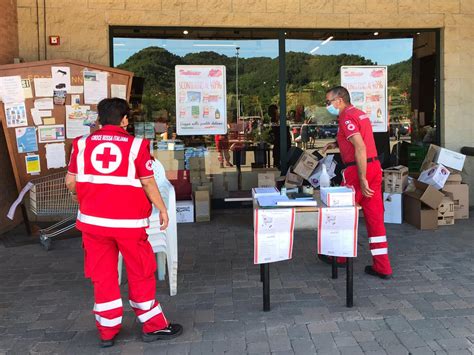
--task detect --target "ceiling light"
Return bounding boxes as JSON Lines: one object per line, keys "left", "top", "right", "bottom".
{"left": 416, "top": 32, "right": 421, "bottom": 35}
{"left": 310, "top": 46, "right": 320, "bottom": 54}
{"left": 183, "top": 30, "right": 189, "bottom": 35}
{"left": 321, "top": 36, "right": 333, "bottom": 45}
{"left": 373, "top": 32, "right": 379, "bottom": 36}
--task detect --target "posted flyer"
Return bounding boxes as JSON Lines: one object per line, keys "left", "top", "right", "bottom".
{"left": 175, "top": 65, "right": 227, "bottom": 135}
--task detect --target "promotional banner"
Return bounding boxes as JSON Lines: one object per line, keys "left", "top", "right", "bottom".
{"left": 340, "top": 66, "right": 388, "bottom": 133}
{"left": 175, "top": 65, "right": 227, "bottom": 135}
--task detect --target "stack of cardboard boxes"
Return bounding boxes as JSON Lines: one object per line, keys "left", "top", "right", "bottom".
{"left": 384, "top": 144, "right": 468, "bottom": 230}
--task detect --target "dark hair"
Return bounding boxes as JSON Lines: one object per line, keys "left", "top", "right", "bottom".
{"left": 326, "top": 86, "right": 351, "bottom": 104}
{"left": 268, "top": 104, "right": 278, "bottom": 121}
{"left": 97, "top": 98, "right": 130, "bottom": 126}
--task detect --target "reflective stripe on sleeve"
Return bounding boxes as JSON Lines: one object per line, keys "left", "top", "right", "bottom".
{"left": 93, "top": 298, "right": 123, "bottom": 312}
{"left": 95, "top": 315, "right": 122, "bottom": 327}
{"left": 129, "top": 299, "right": 155, "bottom": 311}
{"left": 369, "top": 236, "right": 387, "bottom": 244}
{"left": 371, "top": 247, "right": 388, "bottom": 256}
{"left": 137, "top": 304, "right": 163, "bottom": 323}
{"left": 77, "top": 211, "right": 149, "bottom": 228}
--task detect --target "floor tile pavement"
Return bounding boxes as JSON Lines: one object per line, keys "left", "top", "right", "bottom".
{"left": 0, "top": 209, "right": 473, "bottom": 354}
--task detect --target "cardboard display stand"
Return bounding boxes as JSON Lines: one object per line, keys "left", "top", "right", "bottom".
{"left": 0, "top": 59, "right": 133, "bottom": 224}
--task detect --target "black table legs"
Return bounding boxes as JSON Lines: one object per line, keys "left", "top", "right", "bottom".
{"left": 262, "top": 263, "right": 270, "bottom": 312}
{"left": 346, "top": 258, "right": 353, "bottom": 308}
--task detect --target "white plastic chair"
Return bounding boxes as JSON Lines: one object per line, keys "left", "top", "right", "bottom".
{"left": 118, "top": 160, "right": 178, "bottom": 296}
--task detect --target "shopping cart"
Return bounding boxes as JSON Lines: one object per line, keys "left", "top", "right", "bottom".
{"left": 28, "top": 172, "right": 78, "bottom": 250}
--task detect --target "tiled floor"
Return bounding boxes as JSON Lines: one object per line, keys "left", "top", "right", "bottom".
{"left": 0, "top": 209, "right": 473, "bottom": 354}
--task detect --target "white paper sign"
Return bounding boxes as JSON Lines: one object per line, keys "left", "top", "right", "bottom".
{"left": 51, "top": 66, "right": 71, "bottom": 92}
{"left": 341, "top": 66, "right": 388, "bottom": 133}
{"left": 34, "top": 98, "right": 54, "bottom": 110}
{"left": 0, "top": 76, "right": 24, "bottom": 103}
{"left": 175, "top": 65, "right": 227, "bottom": 135}
{"left": 111, "top": 84, "right": 127, "bottom": 99}
{"left": 66, "top": 105, "right": 91, "bottom": 138}
{"left": 254, "top": 208, "right": 295, "bottom": 264}
{"left": 21, "top": 79, "right": 33, "bottom": 99}
{"left": 33, "top": 78, "right": 54, "bottom": 97}
{"left": 45, "top": 143, "right": 66, "bottom": 169}
{"left": 69, "top": 85, "right": 84, "bottom": 94}
{"left": 84, "top": 71, "right": 108, "bottom": 104}
{"left": 318, "top": 207, "right": 359, "bottom": 257}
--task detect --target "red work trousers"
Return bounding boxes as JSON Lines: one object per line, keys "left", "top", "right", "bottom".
{"left": 343, "top": 161, "right": 393, "bottom": 275}
{"left": 82, "top": 229, "right": 168, "bottom": 340}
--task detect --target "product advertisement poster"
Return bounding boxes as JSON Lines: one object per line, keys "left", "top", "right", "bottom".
{"left": 175, "top": 65, "right": 227, "bottom": 135}
{"left": 340, "top": 66, "right": 388, "bottom": 133}
{"left": 38, "top": 125, "right": 65, "bottom": 143}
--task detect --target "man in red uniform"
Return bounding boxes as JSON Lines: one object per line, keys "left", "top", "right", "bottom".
{"left": 322, "top": 86, "right": 392, "bottom": 279}
{"left": 65, "top": 98, "right": 182, "bottom": 347}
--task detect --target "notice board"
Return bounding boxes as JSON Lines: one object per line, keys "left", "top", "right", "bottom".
{"left": 175, "top": 65, "right": 227, "bottom": 136}
{"left": 340, "top": 66, "right": 388, "bottom": 133}
{"left": 0, "top": 59, "right": 133, "bottom": 194}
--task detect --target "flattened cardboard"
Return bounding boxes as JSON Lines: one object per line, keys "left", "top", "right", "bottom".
{"left": 292, "top": 151, "right": 318, "bottom": 180}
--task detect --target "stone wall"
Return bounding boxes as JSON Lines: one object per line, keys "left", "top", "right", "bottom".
{"left": 14, "top": 0, "right": 474, "bottom": 202}
{"left": 0, "top": 0, "right": 22, "bottom": 233}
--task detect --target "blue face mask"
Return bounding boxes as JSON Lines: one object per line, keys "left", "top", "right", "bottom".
{"left": 326, "top": 104, "right": 339, "bottom": 116}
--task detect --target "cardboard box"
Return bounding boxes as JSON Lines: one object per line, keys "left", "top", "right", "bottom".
{"left": 438, "top": 195, "right": 455, "bottom": 226}
{"left": 421, "top": 144, "right": 466, "bottom": 172}
{"left": 285, "top": 170, "right": 304, "bottom": 188}
{"left": 383, "top": 193, "right": 403, "bottom": 224}
{"left": 418, "top": 164, "right": 450, "bottom": 190}
{"left": 404, "top": 180, "right": 444, "bottom": 209}
{"left": 189, "top": 157, "right": 204, "bottom": 171}
{"left": 258, "top": 172, "right": 276, "bottom": 187}
{"left": 320, "top": 186, "right": 355, "bottom": 207}
{"left": 308, "top": 155, "right": 337, "bottom": 188}
{"left": 154, "top": 150, "right": 185, "bottom": 161}
{"left": 176, "top": 200, "right": 194, "bottom": 223}
{"left": 383, "top": 165, "right": 409, "bottom": 193}
{"left": 194, "top": 190, "right": 210, "bottom": 222}
{"left": 442, "top": 183, "right": 469, "bottom": 219}
{"left": 160, "top": 159, "right": 185, "bottom": 171}
{"left": 293, "top": 151, "right": 319, "bottom": 180}
{"left": 403, "top": 194, "right": 438, "bottom": 230}
{"left": 445, "top": 172, "right": 462, "bottom": 184}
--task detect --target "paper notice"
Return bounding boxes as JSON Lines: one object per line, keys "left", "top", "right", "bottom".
{"left": 34, "top": 98, "right": 54, "bottom": 110}
{"left": 21, "top": 79, "right": 33, "bottom": 99}
{"left": 33, "top": 78, "right": 54, "bottom": 97}
{"left": 71, "top": 94, "right": 81, "bottom": 105}
{"left": 65, "top": 105, "right": 91, "bottom": 138}
{"left": 5, "top": 102, "right": 28, "bottom": 128}
{"left": 45, "top": 143, "right": 66, "bottom": 169}
{"left": 254, "top": 208, "right": 295, "bottom": 264}
{"left": 318, "top": 207, "right": 359, "bottom": 257}
{"left": 7, "top": 182, "right": 34, "bottom": 220}
{"left": 43, "top": 117, "right": 56, "bottom": 125}
{"left": 16, "top": 127, "right": 38, "bottom": 153}
{"left": 51, "top": 66, "right": 71, "bottom": 92}
{"left": 111, "top": 84, "right": 127, "bottom": 99}
{"left": 84, "top": 71, "right": 108, "bottom": 104}
{"left": 69, "top": 85, "right": 84, "bottom": 94}
{"left": 25, "top": 154, "right": 41, "bottom": 174}
{"left": 30, "top": 108, "right": 43, "bottom": 125}
{"left": 38, "top": 125, "right": 65, "bottom": 143}
{"left": 0, "top": 76, "right": 24, "bottom": 103}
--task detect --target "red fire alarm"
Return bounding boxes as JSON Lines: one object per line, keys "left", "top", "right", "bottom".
{"left": 49, "top": 36, "right": 60, "bottom": 45}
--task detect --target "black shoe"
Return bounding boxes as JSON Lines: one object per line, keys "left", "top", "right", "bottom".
{"left": 365, "top": 265, "right": 392, "bottom": 279}
{"left": 318, "top": 254, "right": 346, "bottom": 268}
{"left": 100, "top": 337, "right": 115, "bottom": 348}
{"left": 142, "top": 323, "right": 183, "bottom": 342}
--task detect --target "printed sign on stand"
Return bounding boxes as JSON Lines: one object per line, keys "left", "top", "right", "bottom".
{"left": 318, "top": 207, "right": 359, "bottom": 257}
{"left": 175, "top": 65, "right": 227, "bottom": 135}
{"left": 341, "top": 66, "right": 388, "bottom": 132}
{"left": 254, "top": 208, "right": 295, "bottom": 264}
